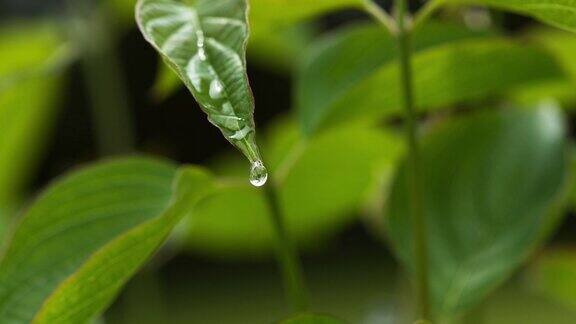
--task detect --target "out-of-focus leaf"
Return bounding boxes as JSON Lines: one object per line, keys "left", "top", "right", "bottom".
{"left": 0, "top": 22, "right": 68, "bottom": 222}
{"left": 297, "top": 21, "right": 493, "bottom": 135}
{"left": 280, "top": 313, "right": 347, "bottom": 323}
{"left": 249, "top": 23, "right": 315, "bottom": 72}
{"left": 528, "top": 249, "right": 576, "bottom": 309}
{"left": 510, "top": 81, "right": 576, "bottom": 108}
{"left": 449, "top": 0, "right": 576, "bottom": 33}
{"left": 386, "top": 105, "right": 569, "bottom": 320}
{"left": 531, "top": 28, "right": 576, "bottom": 82}
{"left": 480, "top": 286, "right": 576, "bottom": 324}
{"left": 108, "top": 0, "right": 138, "bottom": 26}
{"left": 136, "top": 0, "right": 264, "bottom": 165}
{"left": 250, "top": 0, "right": 362, "bottom": 27}
{"left": 297, "top": 22, "right": 534, "bottom": 135}
{"left": 0, "top": 158, "right": 213, "bottom": 323}
{"left": 151, "top": 61, "right": 182, "bottom": 101}
{"left": 185, "top": 121, "right": 403, "bottom": 258}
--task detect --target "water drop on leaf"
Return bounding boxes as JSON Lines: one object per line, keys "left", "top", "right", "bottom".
{"left": 249, "top": 160, "right": 268, "bottom": 187}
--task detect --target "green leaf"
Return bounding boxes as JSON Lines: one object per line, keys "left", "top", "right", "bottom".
{"left": 449, "top": 0, "right": 576, "bottom": 33}
{"left": 249, "top": 0, "right": 362, "bottom": 27}
{"left": 386, "top": 105, "right": 569, "bottom": 319}
{"left": 297, "top": 23, "right": 563, "bottom": 134}
{"left": 185, "top": 121, "right": 402, "bottom": 258}
{"left": 0, "top": 158, "right": 213, "bottom": 323}
{"left": 136, "top": 0, "right": 264, "bottom": 165}
{"left": 528, "top": 249, "right": 576, "bottom": 310}
{"left": 0, "top": 22, "right": 69, "bottom": 219}
{"left": 280, "top": 313, "right": 347, "bottom": 324}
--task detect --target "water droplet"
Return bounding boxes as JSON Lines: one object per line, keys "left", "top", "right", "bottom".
{"left": 209, "top": 80, "right": 224, "bottom": 99}
{"left": 249, "top": 160, "right": 268, "bottom": 187}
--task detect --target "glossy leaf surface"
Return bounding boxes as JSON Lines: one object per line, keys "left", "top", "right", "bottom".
{"left": 136, "top": 0, "right": 263, "bottom": 164}
{"left": 386, "top": 105, "right": 569, "bottom": 319}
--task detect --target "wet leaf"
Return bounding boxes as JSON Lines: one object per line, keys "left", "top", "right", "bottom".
{"left": 136, "top": 0, "right": 263, "bottom": 165}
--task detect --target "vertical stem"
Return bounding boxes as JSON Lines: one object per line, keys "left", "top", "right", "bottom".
{"left": 263, "top": 181, "right": 309, "bottom": 313}
{"left": 74, "top": 5, "right": 135, "bottom": 156}
{"left": 394, "top": 0, "right": 431, "bottom": 321}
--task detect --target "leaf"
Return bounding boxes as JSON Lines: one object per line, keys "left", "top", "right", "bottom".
{"left": 0, "top": 22, "right": 69, "bottom": 220}
{"left": 449, "top": 0, "right": 576, "bottom": 33}
{"left": 385, "top": 104, "right": 569, "bottom": 319}
{"left": 249, "top": 0, "right": 362, "bottom": 27}
{"left": 280, "top": 313, "right": 347, "bottom": 324}
{"left": 528, "top": 249, "right": 576, "bottom": 310}
{"left": 0, "top": 158, "right": 213, "bottom": 323}
{"left": 297, "top": 23, "right": 563, "bottom": 134}
{"left": 136, "top": 0, "right": 263, "bottom": 165}
{"left": 185, "top": 121, "right": 402, "bottom": 258}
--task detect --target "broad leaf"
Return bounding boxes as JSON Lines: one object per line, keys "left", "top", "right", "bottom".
{"left": 450, "top": 0, "right": 576, "bottom": 33}
{"left": 0, "top": 158, "right": 213, "bottom": 323}
{"left": 280, "top": 313, "right": 347, "bottom": 324}
{"left": 386, "top": 105, "right": 569, "bottom": 319}
{"left": 136, "top": 0, "right": 264, "bottom": 165}
{"left": 0, "top": 22, "right": 69, "bottom": 223}
{"left": 298, "top": 23, "right": 563, "bottom": 134}
{"left": 185, "top": 121, "right": 402, "bottom": 258}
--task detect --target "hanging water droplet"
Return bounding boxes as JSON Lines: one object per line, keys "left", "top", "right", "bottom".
{"left": 249, "top": 160, "right": 268, "bottom": 187}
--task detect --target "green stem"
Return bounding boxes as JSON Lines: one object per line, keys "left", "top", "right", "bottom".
{"left": 362, "top": 0, "right": 398, "bottom": 34}
{"left": 75, "top": 6, "right": 135, "bottom": 156}
{"left": 412, "top": 0, "right": 446, "bottom": 31}
{"left": 394, "top": 0, "right": 431, "bottom": 321}
{"left": 263, "top": 181, "right": 309, "bottom": 313}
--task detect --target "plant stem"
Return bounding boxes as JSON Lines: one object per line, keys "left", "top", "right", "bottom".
{"left": 362, "top": 0, "right": 398, "bottom": 34}
{"left": 394, "top": 0, "right": 431, "bottom": 321}
{"left": 412, "top": 0, "right": 445, "bottom": 31}
{"left": 75, "top": 6, "right": 135, "bottom": 156}
{"left": 263, "top": 181, "right": 309, "bottom": 313}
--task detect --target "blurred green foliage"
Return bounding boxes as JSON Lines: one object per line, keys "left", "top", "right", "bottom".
{"left": 2, "top": 0, "right": 576, "bottom": 323}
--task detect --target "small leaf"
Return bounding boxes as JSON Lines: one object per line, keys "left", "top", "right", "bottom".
{"left": 0, "top": 158, "right": 213, "bottom": 323}
{"left": 185, "top": 121, "right": 402, "bottom": 257}
{"left": 280, "top": 313, "right": 347, "bottom": 324}
{"left": 449, "top": 0, "right": 576, "bottom": 33}
{"left": 297, "top": 23, "right": 563, "bottom": 134}
{"left": 136, "top": 0, "right": 264, "bottom": 166}
{"left": 386, "top": 104, "right": 569, "bottom": 319}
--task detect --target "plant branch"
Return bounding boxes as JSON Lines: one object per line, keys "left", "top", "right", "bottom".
{"left": 263, "top": 181, "right": 309, "bottom": 313}
{"left": 362, "top": 0, "right": 398, "bottom": 34}
{"left": 412, "top": 0, "right": 446, "bottom": 31}
{"left": 394, "top": 0, "right": 431, "bottom": 321}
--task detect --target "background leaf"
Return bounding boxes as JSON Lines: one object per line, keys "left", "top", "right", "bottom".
{"left": 137, "top": 0, "right": 263, "bottom": 164}
{"left": 0, "top": 22, "right": 69, "bottom": 226}
{"left": 0, "top": 158, "right": 207, "bottom": 323}
{"left": 304, "top": 34, "right": 563, "bottom": 134}
{"left": 450, "top": 0, "right": 576, "bottom": 33}
{"left": 386, "top": 104, "right": 569, "bottom": 319}
{"left": 184, "top": 120, "right": 402, "bottom": 258}
{"left": 528, "top": 249, "right": 576, "bottom": 310}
